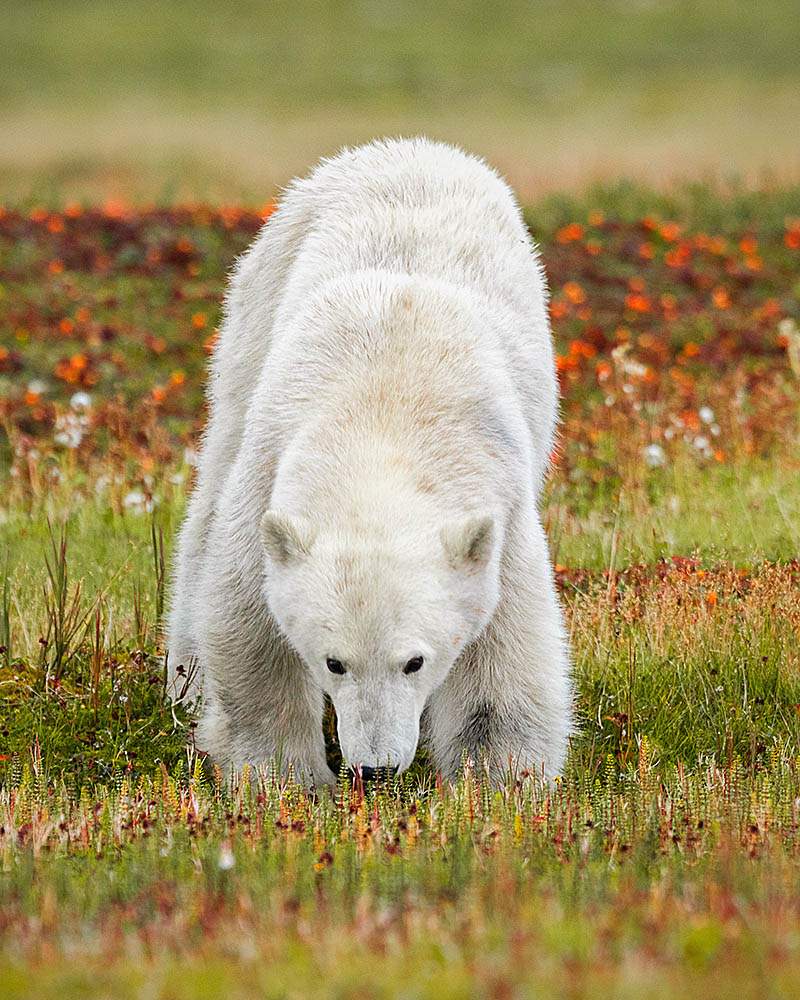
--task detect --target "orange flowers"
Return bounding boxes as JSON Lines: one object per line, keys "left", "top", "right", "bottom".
{"left": 219, "top": 205, "right": 242, "bottom": 229}
{"left": 569, "top": 340, "right": 597, "bottom": 358}
{"left": 54, "top": 353, "right": 89, "bottom": 385}
{"left": 665, "top": 244, "right": 691, "bottom": 268}
{"left": 570, "top": 339, "right": 596, "bottom": 359}
{"left": 102, "top": 198, "right": 132, "bottom": 220}
{"left": 563, "top": 281, "right": 586, "bottom": 304}
{"left": 739, "top": 236, "right": 757, "bottom": 255}
{"left": 556, "top": 222, "right": 585, "bottom": 244}
{"left": 678, "top": 408, "right": 702, "bottom": 430}
{"left": 2, "top": 198, "right": 796, "bottom": 489}
{"left": 711, "top": 287, "right": 730, "bottom": 309}
{"left": 555, "top": 354, "right": 579, "bottom": 372}
{"left": 625, "top": 293, "right": 652, "bottom": 313}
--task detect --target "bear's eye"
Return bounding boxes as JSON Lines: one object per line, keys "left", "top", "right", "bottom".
{"left": 404, "top": 656, "right": 424, "bottom": 675}
{"left": 326, "top": 658, "right": 346, "bottom": 675}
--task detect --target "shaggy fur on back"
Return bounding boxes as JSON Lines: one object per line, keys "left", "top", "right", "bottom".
{"left": 167, "top": 136, "right": 572, "bottom": 786}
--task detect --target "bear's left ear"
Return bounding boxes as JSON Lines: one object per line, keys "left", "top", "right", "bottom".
{"left": 441, "top": 514, "right": 495, "bottom": 569}
{"left": 261, "top": 510, "right": 317, "bottom": 565}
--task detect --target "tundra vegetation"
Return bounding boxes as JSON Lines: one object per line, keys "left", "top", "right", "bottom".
{"left": 1, "top": 182, "right": 799, "bottom": 998}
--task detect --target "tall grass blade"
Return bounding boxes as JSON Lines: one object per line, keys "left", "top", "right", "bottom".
{"left": 0, "top": 554, "right": 11, "bottom": 668}
{"left": 42, "top": 520, "right": 88, "bottom": 685}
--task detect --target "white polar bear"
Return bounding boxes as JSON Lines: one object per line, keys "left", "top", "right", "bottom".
{"left": 167, "top": 136, "right": 572, "bottom": 787}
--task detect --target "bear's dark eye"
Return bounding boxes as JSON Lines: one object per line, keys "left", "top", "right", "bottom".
{"left": 404, "top": 656, "right": 424, "bottom": 675}
{"left": 326, "top": 658, "right": 346, "bottom": 675}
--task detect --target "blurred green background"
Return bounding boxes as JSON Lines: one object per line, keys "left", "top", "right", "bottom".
{"left": 2, "top": 0, "right": 799, "bottom": 202}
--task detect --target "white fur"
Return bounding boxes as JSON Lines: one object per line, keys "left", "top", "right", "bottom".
{"left": 167, "top": 136, "right": 572, "bottom": 787}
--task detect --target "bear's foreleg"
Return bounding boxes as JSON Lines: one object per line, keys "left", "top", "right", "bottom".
{"left": 425, "top": 513, "right": 572, "bottom": 783}
{"left": 198, "top": 509, "right": 337, "bottom": 790}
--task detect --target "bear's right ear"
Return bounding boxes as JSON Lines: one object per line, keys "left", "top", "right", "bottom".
{"left": 261, "top": 510, "right": 317, "bottom": 565}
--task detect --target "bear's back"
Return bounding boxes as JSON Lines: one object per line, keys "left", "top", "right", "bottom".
{"left": 264, "top": 138, "right": 555, "bottom": 484}
{"left": 212, "top": 138, "right": 556, "bottom": 512}
{"left": 273, "top": 137, "right": 542, "bottom": 324}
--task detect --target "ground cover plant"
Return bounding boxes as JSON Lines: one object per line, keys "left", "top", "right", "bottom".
{"left": 1, "top": 182, "right": 799, "bottom": 997}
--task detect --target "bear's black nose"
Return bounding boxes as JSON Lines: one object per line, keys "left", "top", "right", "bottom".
{"left": 351, "top": 765, "right": 398, "bottom": 783}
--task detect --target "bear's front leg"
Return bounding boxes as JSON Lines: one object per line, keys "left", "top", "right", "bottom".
{"left": 424, "top": 515, "right": 572, "bottom": 783}
{"left": 194, "top": 473, "right": 338, "bottom": 790}
{"left": 198, "top": 582, "right": 336, "bottom": 788}
{"left": 197, "top": 669, "right": 337, "bottom": 791}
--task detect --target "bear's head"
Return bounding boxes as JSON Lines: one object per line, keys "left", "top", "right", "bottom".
{"left": 260, "top": 509, "right": 501, "bottom": 776}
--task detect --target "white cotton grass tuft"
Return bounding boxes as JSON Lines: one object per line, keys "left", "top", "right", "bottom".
{"left": 643, "top": 443, "right": 666, "bottom": 468}
{"left": 123, "top": 491, "right": 157, "bottom": 514}
{"left": 699, "top": 406, "right": 714, "bottom": 424}
{"left": 54, "top": 411, "right": 88, "bottom": 449}
{"left": 694, "top": 435, "right": 713, "bottom": 458}
{"left": 70, "top": 391, "right": 92, "bottom": 411}
{"left": 217, "top": 841, "right": 235, "bottom": 870}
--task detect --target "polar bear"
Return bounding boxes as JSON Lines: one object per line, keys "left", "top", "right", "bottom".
{"left": 167, "top": 136, "right": 572, "bottom": 787}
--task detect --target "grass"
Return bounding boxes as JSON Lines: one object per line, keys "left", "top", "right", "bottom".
{"left": 3, "top": 756, "right": 800, "bottom": 999}
{"left": 2, "top": 1, "right": 800, "bottom": 200}
{"left": 6, "top": 1, "right": 799, "bottom": 114}
{"left": 1, "top": 180, "right": 800, "bottom": 995}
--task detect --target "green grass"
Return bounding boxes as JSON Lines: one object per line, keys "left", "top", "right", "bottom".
{"left": 1, "top": 449, "right": 798, "bottom": 641}
{"left": 3, "top": 472, "right": 799, "bottom": 787}
{"left": 5, "top": 1, "right": 798, "bottom": 115}
{"left": 2, "top": 746, "right": 800, "bottom": 998}
{"left": 547, "top": 454, "right": 800, "bottom": 567}
{"left": 2, "top": 1, "right": 800, "bottom": 200}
